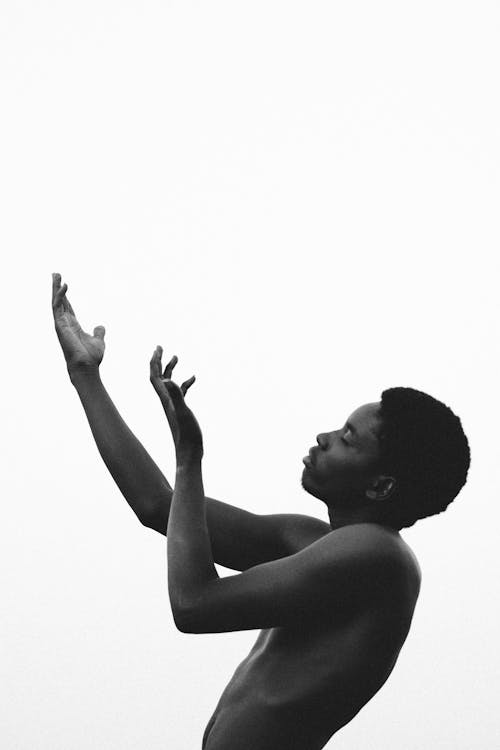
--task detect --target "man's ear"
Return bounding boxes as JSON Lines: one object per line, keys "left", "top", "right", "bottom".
{"left": 365, "top": 476, "right": 397, "bottom": 501}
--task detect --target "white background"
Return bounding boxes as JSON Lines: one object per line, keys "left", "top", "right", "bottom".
{"left": 2, "top": 1, "right": 499, "bottom": 748}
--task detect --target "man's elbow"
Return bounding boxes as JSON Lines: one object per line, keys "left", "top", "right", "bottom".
{"left": 170, "top": 594, "right": 205, "bottom": 633}
{"left": 173, "top": 607, "right": 205, "bottom": 634}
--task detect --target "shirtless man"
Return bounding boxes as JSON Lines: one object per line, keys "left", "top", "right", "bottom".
{"left": 51, "top": 273, "right": 470, "bottom": 749}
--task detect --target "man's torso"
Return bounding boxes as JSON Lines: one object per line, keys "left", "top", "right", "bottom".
{"left": 202, "top": 533, "right": 421, "bottom": 750}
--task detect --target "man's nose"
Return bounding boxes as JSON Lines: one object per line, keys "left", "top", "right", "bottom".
{"left": 316, "top": 433, "right": 327, "bottom": 448}
{"left": 317, "top": 431, "right": 340, "bottom": 447}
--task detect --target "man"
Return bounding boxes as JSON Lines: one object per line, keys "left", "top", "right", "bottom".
{"left": 51, "top": 273, "right": 471, "bottom": 750}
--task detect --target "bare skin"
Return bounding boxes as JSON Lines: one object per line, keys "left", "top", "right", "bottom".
{"left": 52, "top": 274, "right": 422, "bottom": 750}
{"left": 200, "top": 527, "right": 420, "bottom": 750}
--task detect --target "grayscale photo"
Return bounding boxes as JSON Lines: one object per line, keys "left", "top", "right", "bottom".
{"left": 2, "top": 2, "right": 499, "bottom": 749}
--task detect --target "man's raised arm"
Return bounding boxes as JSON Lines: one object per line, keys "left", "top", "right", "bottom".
{"left": 52, "top": 272, "right": 172, "bottom": 525}
{"left": 51, "top": 274, "right": 331, "bottom": 570}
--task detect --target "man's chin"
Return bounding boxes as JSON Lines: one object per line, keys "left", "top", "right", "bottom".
{"left": 300, "top": 469, "right": 324, "bottom": 501}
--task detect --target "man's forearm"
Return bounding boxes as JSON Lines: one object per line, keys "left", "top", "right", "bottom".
{"left": 69, "top": 367, "right": 172, "bottom": 527}
{"left": 167, "top": 460, "right": 218, "bottom": 625}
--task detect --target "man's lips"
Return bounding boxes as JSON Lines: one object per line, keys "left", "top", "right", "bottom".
{"left": 303, "top": 448, "right": 317, "bottom": 467}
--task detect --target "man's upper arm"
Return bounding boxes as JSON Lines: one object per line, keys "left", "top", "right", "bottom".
{"left": 177, "top": 524, "right": 403, "bottom": 633}
{"left": 205, "top": 500, "right": 331, "bottom": 570}
{"left": 147, "top": 491, "right": 331, "bottom": 570}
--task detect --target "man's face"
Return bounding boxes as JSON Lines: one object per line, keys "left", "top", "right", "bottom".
{"left": 301, "top": 402, "right": 385, "bottom": 505}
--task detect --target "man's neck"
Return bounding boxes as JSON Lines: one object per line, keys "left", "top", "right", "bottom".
{"left": 327, "top": 504, "right": 397, "bottom": 533}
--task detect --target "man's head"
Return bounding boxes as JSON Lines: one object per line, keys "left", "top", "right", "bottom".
{"left": 301, "top": 387, "right": 471, "bottom": 530}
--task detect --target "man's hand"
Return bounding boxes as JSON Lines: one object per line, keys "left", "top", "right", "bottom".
{"left": 52, "top": 273, "right": 105, "bottom": 375}
{"left": 150, "top": 346, "right": 202, "bottom": 464}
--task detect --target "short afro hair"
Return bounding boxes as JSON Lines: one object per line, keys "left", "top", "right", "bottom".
{"left": 376, "top": 387, "right": 471, "bottom": 530}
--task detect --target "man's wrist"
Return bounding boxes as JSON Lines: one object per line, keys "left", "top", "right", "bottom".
{"left": 68, "top": 364, "right": 101, "bottom": 387}
{"left": 176, "top": 453, "right": 203, "bottom": 473}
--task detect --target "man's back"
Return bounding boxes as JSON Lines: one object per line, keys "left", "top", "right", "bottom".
{"left": 203, "top": 527, "right": 421, "bottom": 750}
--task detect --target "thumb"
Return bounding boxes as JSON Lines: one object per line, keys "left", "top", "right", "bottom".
{"left": 93, "top": 325, "right": 106, "bottom": 340}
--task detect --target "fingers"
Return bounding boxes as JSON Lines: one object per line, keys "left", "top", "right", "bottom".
{"left": 181, "top": 375, "right": 196, "bottom": 396}
{"left": 52, "top": 272, "right": 61, "bottom": 299}
{"left": 52, "top": 273, "right": 66, "bottom": 298}
{"left": 163, "top": 355, "right": 178, "bottom": 379}
{"left": 52, "top": 272, "right": 74, "bottom": 313}
{"left": 52, "top": 273, "right": 68, "bottom": 312}
{"left": 166, "top": 376, "right": 196, "bottom": 408}
{"left": 150, "top": 346, "right": 163, "bottom": 380}
{"left": 52, "top": 271, "right": 83, "bottom": 325}
{"left": 150, "top": 347, "right": 195, "bottom": 401}
{"left": 93, "top": 326, "right": 105, "bottom": 340}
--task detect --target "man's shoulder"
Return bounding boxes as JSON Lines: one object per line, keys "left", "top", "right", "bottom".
{"left": 280, "top": 523, "right": 416, "bottom": 622}
{"left": 336, "top": 524, "right": 422, "bottom": 607}
{"left": 312, "top": 523, "right": 420, "bottom": 589}
{"left": 317, "top": 525, "right": 421, "bottom": 621}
